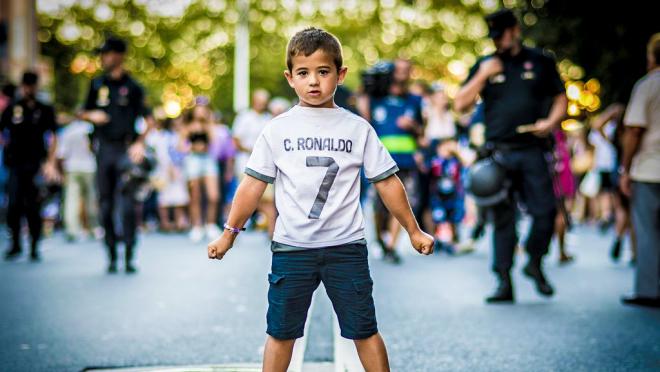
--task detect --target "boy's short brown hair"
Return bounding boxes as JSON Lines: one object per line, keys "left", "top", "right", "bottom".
{"left": 286, "top": 27, "right": 343, "bottom": 72}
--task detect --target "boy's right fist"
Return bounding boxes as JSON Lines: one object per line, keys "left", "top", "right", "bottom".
{"left": 410, "top": 229, "right": 435, "bottom": 255}
{"left": 207, "top": 233, "right": 234, "bottom": 260}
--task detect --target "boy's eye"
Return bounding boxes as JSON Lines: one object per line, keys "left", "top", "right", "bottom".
{"left": 297, "top": 71, "right": 307, "bottom": 76}
{"left": 319, "top": 70, "right": 329, "bottom": 75}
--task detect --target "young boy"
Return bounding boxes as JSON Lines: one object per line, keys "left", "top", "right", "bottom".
{"left": 207, "top": 27, "right": 434, "bottom": 372}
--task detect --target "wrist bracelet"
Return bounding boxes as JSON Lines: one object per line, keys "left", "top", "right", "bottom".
{"left": 223, "top": 223, "right": 246, "bottom": 234}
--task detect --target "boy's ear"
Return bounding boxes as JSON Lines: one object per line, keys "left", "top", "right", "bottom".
{"left": 284, "top": 70, "right": 295, "bottom": 88}
{"left": 337, "top": 66, "right": 348, "bottom": 85}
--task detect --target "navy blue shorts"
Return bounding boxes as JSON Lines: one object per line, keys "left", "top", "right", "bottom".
{"left": 266, "top": 242, "right": 377, "bottom": 340}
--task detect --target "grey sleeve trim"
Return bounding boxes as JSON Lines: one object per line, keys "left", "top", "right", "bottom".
{"left": 245, "top": 167, "right": 275, "bottom": 184}
{"left": 368, "top": 165, "right": 399, "bottom": 183}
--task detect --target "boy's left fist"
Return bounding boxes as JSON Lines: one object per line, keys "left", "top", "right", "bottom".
{"left": 410, "top": 229, "right": 435, "bottom": 255}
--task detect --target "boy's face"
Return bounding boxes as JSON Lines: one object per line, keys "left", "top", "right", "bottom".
{"left": 284, "top": 50, "right": 347, "bottom": 109}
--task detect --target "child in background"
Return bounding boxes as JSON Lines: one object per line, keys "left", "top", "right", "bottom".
{"left": 429, "top": 139, "right": 466, "bottom": 254}
{"left": 148, "top": 112, "right": 189, "bottom": 232}
{"left": 180, "top": 105, "right": 221, "bottom": 242}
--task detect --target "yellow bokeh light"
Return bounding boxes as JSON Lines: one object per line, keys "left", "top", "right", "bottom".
{"left": 561, "top": 119, "right": 583, "bottom": 132}
{"left": 587, "top": 96, "right": 601, "bottom": 112}
{"left": 566, "top": 84, "right": 581, "bottom": 101}
{"left": 585, "top": 78, "right": 601, "bottom": 94}
{"left": 579, "top": 92, "right": 594, "bottom": 107}
{"left": 164, "top": 100, "right": 182, "bottom": 118}
{"left": 568, "top": 103, "right": 581, "bottom": 116}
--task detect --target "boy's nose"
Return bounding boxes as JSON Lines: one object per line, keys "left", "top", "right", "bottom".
{"left": 309, "top": 73, "right": 319, "bottom": 85}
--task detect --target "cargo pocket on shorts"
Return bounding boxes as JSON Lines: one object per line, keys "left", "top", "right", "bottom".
{"left": 268, "top": 273, "right": 285, "bottom": 285}
{"left": 352, "top": 278, "right": 373, "bottom": 297}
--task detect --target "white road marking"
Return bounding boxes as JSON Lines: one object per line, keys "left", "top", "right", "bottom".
{"left": 289, "top": 288, "right": 317, "bottom": 372}
{"left": 333, "top": 312, "right": 364, "bottom": 372}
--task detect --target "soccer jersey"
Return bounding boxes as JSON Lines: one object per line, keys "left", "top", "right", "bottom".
{"left": 246, "top": 105, "right": 398, "bottom": 248}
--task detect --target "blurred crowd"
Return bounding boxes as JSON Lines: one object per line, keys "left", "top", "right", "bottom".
{"left": 0, "top": 64, "right": 637, "bottom": 264}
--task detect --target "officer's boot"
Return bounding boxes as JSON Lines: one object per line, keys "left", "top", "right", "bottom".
{"left": 486, "top": 270, "right": 514, "bottom": 303}
{"left": 523, "top": 257, "right": 554, "bottom": 297}
{"left": 30, "top": 240, "right": 40, "bottom": 262}
{"left": 107, "top": 245, "right": 118, "bottom": 273}
{"left": 125, "top": 244, "right": 137, "bottom": 274}
{"left": 4, "top": 240, "right": 21, "bottom": 261}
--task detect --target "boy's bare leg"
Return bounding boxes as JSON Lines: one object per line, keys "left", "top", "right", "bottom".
{"left": 262, "top": 336, "right": 295, "bottom": 372}
{"left": 354, "top": 333, "right": 391, "bottom": 372}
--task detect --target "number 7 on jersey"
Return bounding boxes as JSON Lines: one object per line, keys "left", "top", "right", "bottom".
{"left": 306, "top": 156, "right": 339, "bottom": 219}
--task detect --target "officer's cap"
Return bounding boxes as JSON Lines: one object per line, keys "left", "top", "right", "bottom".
{"left": 485, "top": 9, "right": 518, "bottom": 39}
{"left": 97, "top": 37, "right": 127, "bottom": 54}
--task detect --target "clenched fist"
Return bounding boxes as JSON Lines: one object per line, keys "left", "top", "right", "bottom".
{"left": 207, "top": 232, "right": 235, "bottom": 261}
{"left": 409, "top": 229, "right": 435, "bottom": 255}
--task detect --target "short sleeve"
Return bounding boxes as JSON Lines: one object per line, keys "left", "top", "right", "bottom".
{"left": 462, "top": 59, "right": 482, "bottom": 86}
{"left": 244, "top": 128, "right": 276, "bottom": 183}
{"left": 623, "top": 79, "right": 649, "bottom": 128}
{"left": 363, "top": 126, "right": 398, "bottom": 183}
{"left": 56, "top": 129, "right": 69, "bottom": 159}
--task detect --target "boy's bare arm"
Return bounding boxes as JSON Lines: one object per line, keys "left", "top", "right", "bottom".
{"left": 373, "top": 175, "right": 434, "bottom": 255}
{"left": 208, "top": 175, "right": 269, "bottom": 260}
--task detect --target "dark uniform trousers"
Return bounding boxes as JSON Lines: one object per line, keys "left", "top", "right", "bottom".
{"left": 491, "top": 146, "right": 557, "bottom": 273}
{"left": 6, "top": 164, "right": 42, "bottom": 249}
{"left": 96, "top": 141, "right": 137, "bottom": 262}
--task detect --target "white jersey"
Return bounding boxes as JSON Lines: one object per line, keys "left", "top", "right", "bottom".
{"left": 246, "top": 105, "right": 398, "bottom": 248}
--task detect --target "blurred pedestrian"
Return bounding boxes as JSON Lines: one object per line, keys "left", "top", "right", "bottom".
{"left": 207, "top": 109, "right": 236, "bottom": 226}
{"left": 147, "top": 112, "right": 189, "bottom": 232}
{"left": 358, "top": 59, "right": 424, "bottom": 264}
{"left": 56, "top": 113, "right": 99, "bottom": 242}
{"left": 455, "top": 9, "right": 568, "bottom": 303}
{"left": 1, "top": 71, "right": 59, "bottom": 261}
{"left": 588, "top": 106, "right": 619, "bottom": 231}
{"left": 232, "top": 89, "right": 275, "bottom": 237}
{"left": 80, "top": 37, "right": 150, "bottom": 273}
{"left": 619, "top": 33, "right": 660, "bottom": 308}
{"left": 592, "top": 103, "right": 635, "bottom": 262}
{"left": 268, "top": 96, "right": 291, "bottom": 117}
{"left": 232, "top": 89, "right": 271, "bottom": 176}
{"left": 552, "top": 128, "right": 576, "bottom": 264}
{"left": 179, "top": 104, "right": 221, "bottom": 242}
{"left": 429, "top": 139, "right": 466, "bottom": 254}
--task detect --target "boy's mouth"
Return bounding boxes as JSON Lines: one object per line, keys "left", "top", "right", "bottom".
{"left": 308, "top": 90, "right": 321, "bottom": 96}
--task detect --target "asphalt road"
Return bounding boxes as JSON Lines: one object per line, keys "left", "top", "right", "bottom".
{"left": 1, "top": 222, "right": 659, "bottom": 371}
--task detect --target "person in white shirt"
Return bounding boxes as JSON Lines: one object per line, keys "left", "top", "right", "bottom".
{"left": 619, "top": 33, "right": 660, "bottom": 308}
{"left": 232, "top": 89, "right": 272, "bottom": 176}
{"left": 232, "top": 89, "right": 276, "bottom": 236}
{"left": 207, "top": 28, "right": 434, "bottom": 372}
{"left": 56, "top": 117, "right": 98, "bottom": 241}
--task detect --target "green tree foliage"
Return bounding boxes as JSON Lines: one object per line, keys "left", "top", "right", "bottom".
{"left": 38, "top": 0, "right": 498, "bottom": 115}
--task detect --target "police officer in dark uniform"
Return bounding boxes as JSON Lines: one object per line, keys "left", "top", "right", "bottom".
{"left": 80, "top": 37, "right": 149, "bottom": 273}
{"left": 1, "top": 72, "right": 59, "bottom": 261}
{"left": 455, "top": 10, "right": 568, "bottom": 303}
